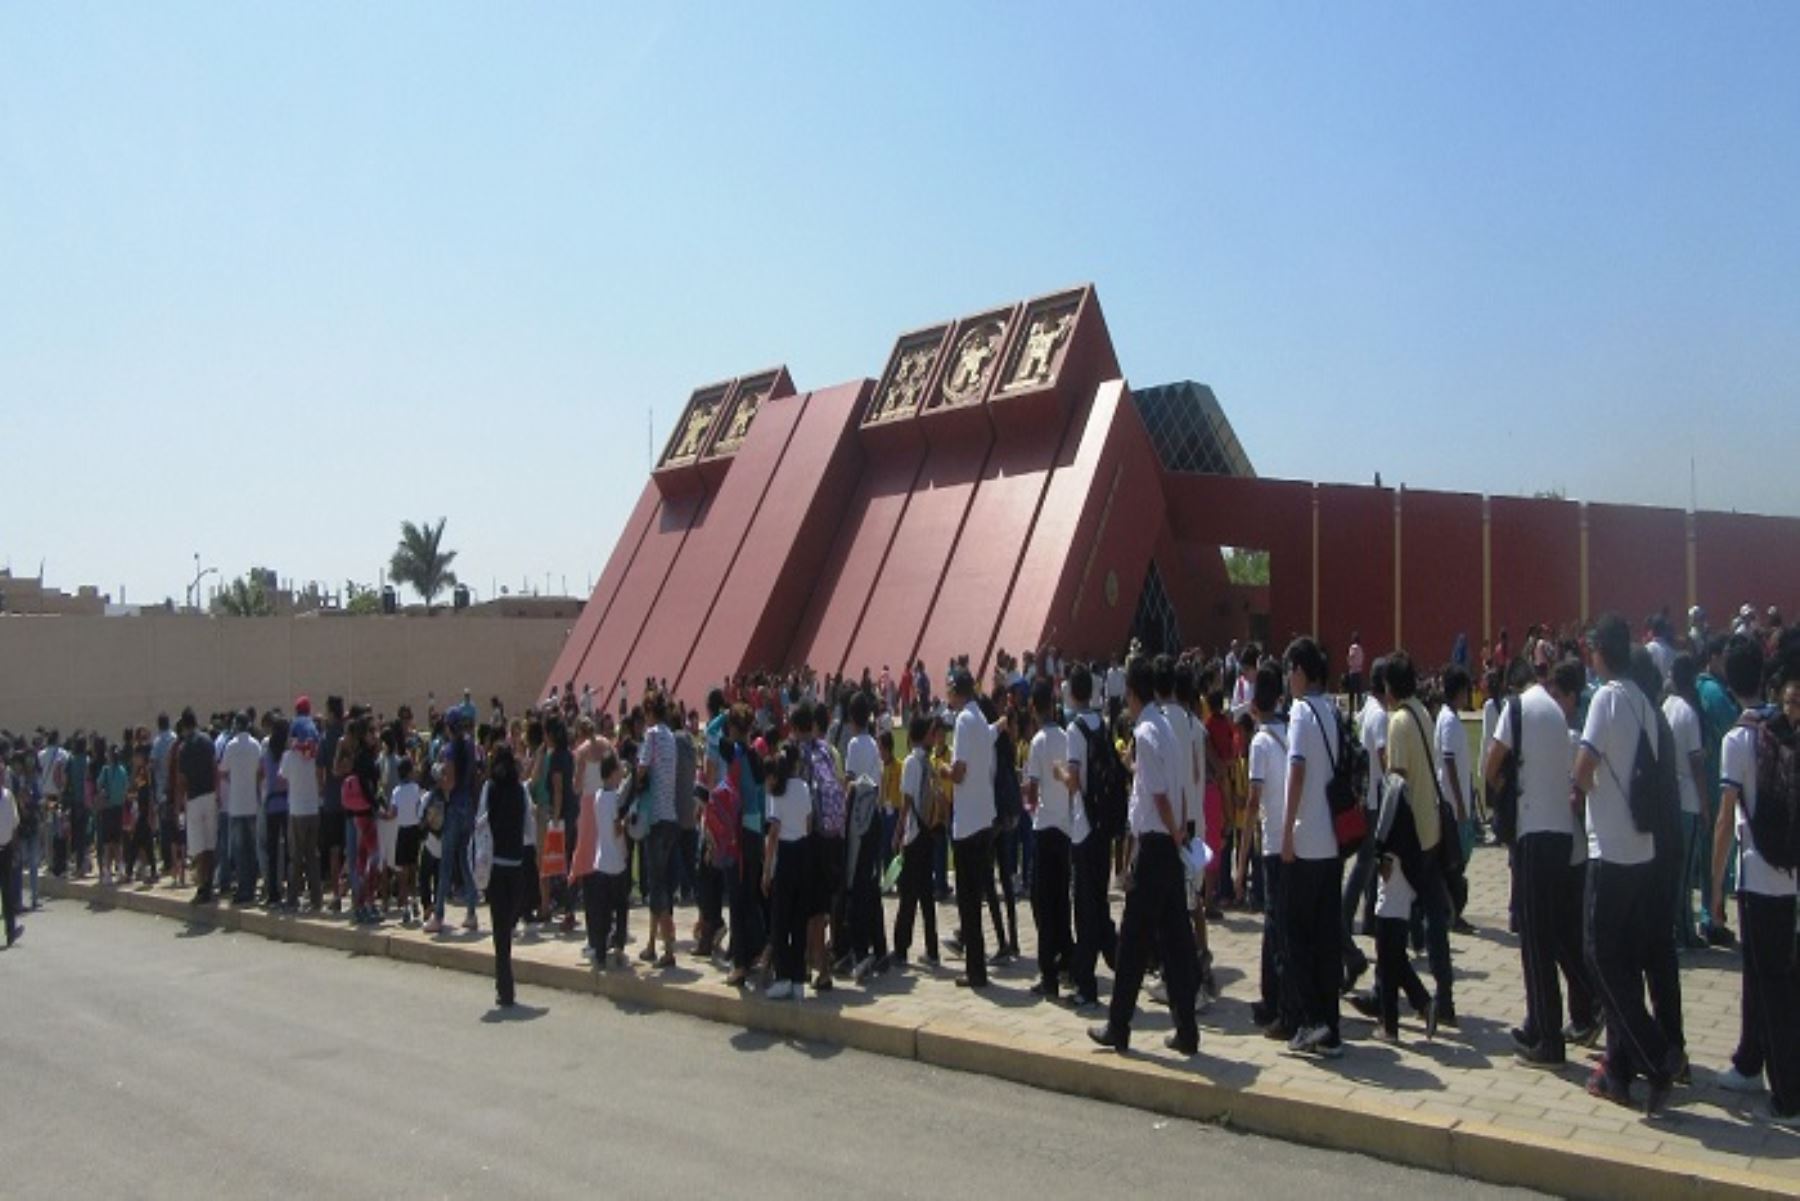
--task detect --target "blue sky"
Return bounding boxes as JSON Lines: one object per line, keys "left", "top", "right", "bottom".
{"left": 5, "top": 3, "right": 1797, "bottom": 606}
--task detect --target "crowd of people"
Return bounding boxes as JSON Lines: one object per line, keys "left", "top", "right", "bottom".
{"left": 1, "top": 604, "right": 1795, "bottom": 1126}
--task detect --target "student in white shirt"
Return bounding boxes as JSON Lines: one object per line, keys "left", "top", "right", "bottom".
{"left": 1710, "top": 639, "right": 1800, "bottom": 1122}
{"left": 1437, "top": 665, "right": 1476, "bottom": 930}
{"left": 891, "top": 715, "right": 940, "bottom": 966}
{"left": 1573, "top": 613, "right": 1683, "bottom": 1113}
{"left": 937, "top": 668, "right": 1002, "bottom": 991}
{"left": 1340, "top": 657, "right": 1389, "bottom": 1000}
{"left": 584, "top": 754, "right": 631, "bottom": 967}
{"left": 1024, "top": 679, "right": 1075, "bottom": 1000}
{"left": 1662, "top": 656, "right": 1710, "bottom": 950}
{"left": 1281, "top": 637, "right": 1347, "bottom": 1057}
{"left": 1088, "top": 657, "right": 1200, "bottom": 1057}
{"left": 388, "top": 758, "right": 424, "bottom": 924}
{"left": 1239, "top": 663, "right": 1291, "bottom": 1033}
{"left": 1485, "top": 658, "right": 1597, "bottom": 1067}
{"left": 762, "top": 742, "right": 815, "bottom": 1000}
{"left": 1059, "top": 664, "right": 1116, "bottom": 1011}
{"left": 842, "top": 693, "right": 886, "bottom": 979}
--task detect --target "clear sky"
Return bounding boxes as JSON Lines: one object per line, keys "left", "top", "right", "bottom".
{"left": 5, "top": 3, "right": 1797, "bottom": 607}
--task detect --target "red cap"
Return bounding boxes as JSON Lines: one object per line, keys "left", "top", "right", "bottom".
{"left": 294, "top": 695, "right": 312, "bottom": 715}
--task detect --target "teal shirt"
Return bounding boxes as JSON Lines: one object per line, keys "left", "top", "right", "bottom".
{"left": 99, "top": 763, "right": 130, "bottom": 809}
{"left": 1696, "top": 672, "right": 1739, "bottom": 812}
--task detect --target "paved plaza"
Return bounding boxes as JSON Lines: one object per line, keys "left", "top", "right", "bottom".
{"left": 41, "top": 844, "right": 1800, "bottom": 1198}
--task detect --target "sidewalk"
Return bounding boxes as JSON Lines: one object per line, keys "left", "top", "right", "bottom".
{"left": 44, "top": 847, "right": 1800, "bottom": 1201}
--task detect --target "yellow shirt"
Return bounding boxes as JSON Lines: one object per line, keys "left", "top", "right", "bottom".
{"left": 879, "top": 758, "right": 902, "bottom": 811}
{"left": 1386, "top": 699, "right": 1442, "bottom": 850}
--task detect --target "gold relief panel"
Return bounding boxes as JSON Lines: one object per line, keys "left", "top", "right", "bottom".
{"left": 929, "top": 313, "right": 1011, "bottom": 411}
{"left": 866, "top": 328, "right": 948, "bottom": 425}
{"left": 660, "top": 384, "right": 729, "bottom": 468}
{"left": 997, "top": 299, "right": 1079, "bottom": 395}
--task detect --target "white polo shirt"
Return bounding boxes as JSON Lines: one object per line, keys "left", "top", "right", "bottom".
{"left": 1358, "top": 697, "right": 1388, "bottom": 811}
{"left": 1159, "top": 701, "right": 1199, "bottom": 831}
{"left": 1128, "top": 705, "right": 1174, "bottom": 838}
{"left": 951, "top": 700, "right": 997, "bottom": 841}
{"left": 1248, "top": 717, "right": 1290, "bottom": 851}
{"left": 1579, "top": 679, "right": 1659, "bottom": 866}
{"left": 1435, "top": 705, "right": 1468, "bottom": 818}
{"left": 1063, "top": 710, "right": 1102, "bottom": 844}
{"left": 221, "top": 733, "right": 264, "bottom": 819}
{"left": 1662, "top": 695, "right": 1704, "bottom": 817}
{"left": 1492, "top": 686, "right": 1577, "bottom": 839}
{"left": 1287, "top": 693, "right": 1342, "bottom": 861}
{"left": 1722, "top": 723, "right": 1796, "bottom": 897}
{"left": 1026, "top": 724, "right": 1077, "bottom": 837}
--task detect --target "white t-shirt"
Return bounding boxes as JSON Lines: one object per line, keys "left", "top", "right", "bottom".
{"left": 1435, "top": 706, "right": 1468, "bottom": 819}
{"left": 1662, "top": 695, "right": 1704, "bottom": 817}
{"left": 1579, "top": 679, "right": 1659, "bottom": 866}
{"left": 1493, "top": 686, "right": 1577, "bottom": 839}
{"left": 1722, "top": 725, "right": 1796, "bottom": 898}
{"left": 1159, "top": 701, "right": 1199, "bottom": 830}
{"left": 1026, "top": 725, "right": 1076, "bottom": 836}
{"left": 769, "top": 777, "right": 812, "bottom": 844}
{"left": 1128, "top": 707, "right": 1174, "bottom": 838}
{"left": 1104, "top": 666, "right": 1126, "bottom": 702}
{"left": 221, "top": 734, "right": 263, "bottom": 818}
{"left": 951, "top": 702, "right": 997, "bottom": 840}
{"left": 279, "top": 748, "right": 322, "bottom": 818}
{"left": 845, "top": 732, "right": 881, "bottom": 787}
{"left": 37, "top": 747, "right": 68, "bottom": 798}
{"left": 1063, "top": 710, "right": 1101, "bottom": 845}
{"left": 1646, "top": 638, "right": 1675, "bottom": 688}
{"left": 1376, "top": 855, "right": 1415, "bottom": 919}
{"left": 594, "top": 788, "right": 628, "bottom": 874}
{"left": 900, "top": 751, "right": 930, "bottom": 847}
{"left": 1358, "top": 698, "right": 1388, "bottom": 811}
{"left": 1287, "top": 694, "right": 1342, "bottom": 861}
{"left": 0, "top": 786, "right": 17, "bottom": 847}
{"left": 1248, "top": 719, "right": 1290, "bottom": 851}
{"left": 390, "top": 780, "right": 424, "bottom": 827}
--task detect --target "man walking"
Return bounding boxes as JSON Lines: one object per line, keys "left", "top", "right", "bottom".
{"left": 175, "top": 709, "right": 220, "bottom": 905}
{"left": 1088, "top": 657, "right": 1201, "bottom": 1055}
{"left": 939, "top": 668, "right": 999, "bottom": 990}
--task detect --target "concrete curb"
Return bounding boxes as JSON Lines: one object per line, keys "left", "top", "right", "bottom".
{"left": 44, "top": 877, "right": 1790, "bottom": 1201}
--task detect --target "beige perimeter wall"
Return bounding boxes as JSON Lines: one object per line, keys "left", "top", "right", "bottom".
{"left": 0, "top": 615, "right": 572, "bottom": 734}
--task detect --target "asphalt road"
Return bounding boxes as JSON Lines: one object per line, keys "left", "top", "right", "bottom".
{"left": 0, "top": 903, "right": 1541, "bottom": 1200}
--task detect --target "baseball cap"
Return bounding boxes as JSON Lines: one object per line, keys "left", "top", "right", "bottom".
{"left": 294, "top": 695, "right": 312, "bottom": 716}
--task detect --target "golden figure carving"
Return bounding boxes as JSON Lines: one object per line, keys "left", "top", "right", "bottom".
{"left": 719, "top": 390, "right": 764, "bottom": 449}
{"left": 1006, "top": 308, "right": 1074, "bottom": 389}
{"left": 941, "top": 319, "right": 1006, "bottom": 405}
{"left": 669, "top": 398, "right": 720, "bottom": 462}
{"left": 871, "top": 343, "right": 935, "bottom": 422}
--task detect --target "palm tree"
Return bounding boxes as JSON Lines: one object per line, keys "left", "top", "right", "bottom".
{"left": 390, "top": 517, "right": 459, "bottom": 610}
{"left": 210, "top": 574, "right": 274, "bottom": 617}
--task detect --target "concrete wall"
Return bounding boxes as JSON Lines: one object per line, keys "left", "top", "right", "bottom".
{"left": 0, "top": 615, "right": 570, "bottom": 734}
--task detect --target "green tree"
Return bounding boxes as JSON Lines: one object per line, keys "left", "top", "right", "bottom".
{"left": 210, "top": 573, "right": 274, "bottom": 617}
{"left": 1224, "top": 547, "right": 1270, "bottom": 587}
{"left": 344, "top": 582, "right": 382, "bottom": 615}
{"left": 389, "top": 517, "right": 459, "bottom": 610}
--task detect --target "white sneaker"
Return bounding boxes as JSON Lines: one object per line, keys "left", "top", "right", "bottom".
{"left": 1717, "top": 1066, "right": 1765, "bottom": 1093}
{"left": 1288, "top": 1025, "right": 1329, "bottom": 1055}
{"left": 580, "top": 946, "right": 597, "bottom": 961}
{"left": 765, "top": 980, "right": 794, "bottom": 1000}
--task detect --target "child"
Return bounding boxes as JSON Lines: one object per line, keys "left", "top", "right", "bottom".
{"left": 388, "top": 759, "right": 424, "bottom": 924}
{"left": 583, "top": 754, "right": 630, "bottom": 966}
{"left": 890, "top": 715, "right": 939, "bottom": 966}
{"left": 1373, "top": 767, "right": 1436, "bottom": 1043}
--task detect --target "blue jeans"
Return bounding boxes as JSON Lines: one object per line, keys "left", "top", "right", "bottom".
{"left": 19, "top": 831, "right": 42, "bottom": 907}
{"left": 229, "top": 816, "right": 258, "bottom": 902}
{"left": 436, "top": 804, "right": 475, "bottom": 920}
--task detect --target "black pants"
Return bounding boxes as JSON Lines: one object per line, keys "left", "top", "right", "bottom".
{"left": 262, "top": 812, "right": 288, "bottom": 905}
{"left": 953, "top": 829, "right": 995, "bottom": 985}
{"left": 1106, "top": 833, "right": 1198, "bottom": 1044}
{"left": 817, "top": 834, "right": 847, "bottom": 960}
{"left": 729, "top": 833, "right": 767, "bottom": 970}
{"left": 848, "top": 825, "right": 887, "bottom": 962}
{"left": 1283, "top": 855, "right": 1344, "bottom": 1038}
{"left": 697, "top": 859, "right": 726, "bottom": 932}
{"left": 583, "top": 871, "right": 629, "bottom": 953}
{"left": 1734, "top": 892, "right": 1800, "bottom": 1115}
{"left": 984, "top": 828, "right": 1018, "bottom": 953}
{"left": 770, "top": 836, "right": 811, "bottom": 984}
{"left": 488, "top": 863, "right": 526, "bottom": 1005}
{"left": 893, "top": 835, "right": 938, "bottom": 959}
{"left": 0, "top": 841, "right": 17, "bottom": 936}
{"left": 1516, "top": 832, "right": 1596, "bottom": 1052}
{"left": 1584, "top": 859, "right": 1675, "bottom": 1086}
{"left": 1070, "top": 831, "right": 1115, "bottom": 1000}
{"left": 1376, "top": 916, "right": 1431, "bottom": 1036}
{"left": 1259, "top": 853, "right": 1291, "bottom": 1023}
{"left": 1031, "top": 828, "right": 1073, "bottom": 992}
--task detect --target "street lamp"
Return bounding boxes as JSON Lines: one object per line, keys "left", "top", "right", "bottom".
{"left": 189, "top": 553, "right": 217, "bottom": 612}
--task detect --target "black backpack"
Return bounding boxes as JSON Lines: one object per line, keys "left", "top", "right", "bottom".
{"left": 1491, "top": 696, "right": 1523, "bottom": 847}
{"left": 1748, "top": 714, "right": 1800, "bottom": 872}
{"left": 1303, "top": 697, "right": 1358, "bottom": 816}
{"left": 1623, "top": 702, "right": 1681, "bottom": 844}
{"left": 1077, "top": 716, "right": 1128, "bottom": 840}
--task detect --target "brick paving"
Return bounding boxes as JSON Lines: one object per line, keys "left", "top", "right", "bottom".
{"left": 64, "top": 842, "right": 1800, "bottom": 1187}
